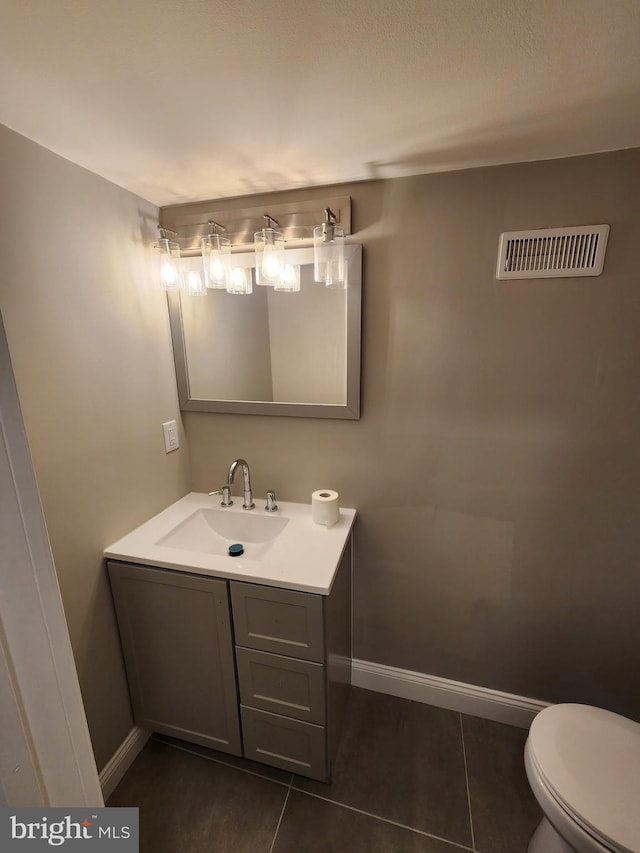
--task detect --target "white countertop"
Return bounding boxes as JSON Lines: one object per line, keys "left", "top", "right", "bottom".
{"left": 103, "top": 492, "right": 356, "bottom": 595}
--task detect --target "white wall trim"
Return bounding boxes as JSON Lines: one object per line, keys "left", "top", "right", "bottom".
{"left": 352, "top": 659, "right": 549, "bottom": 728}
{"left": 99, "top": 727, "right": 150, "bottom": 801}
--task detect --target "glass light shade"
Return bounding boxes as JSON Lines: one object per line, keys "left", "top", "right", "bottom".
{"left": 186, "top": 269, "right": 207, "bottom": 296}
{"left": 313, "top": 223, "right": 345, "bottom": 287}
{"left": 202, "top": 234, "right": 231, "bottom": 288}
{"left": 154, "top": 237, "right": 185, "bottom": 290}
{"left": 227, "top": 266, "right": 252, "bottom": 295}
{"left": 274, "top": 264, "right": 301, "bottom": 292}
{"left": 255, "top": 263, "right": 274, "bottom": 286}
{"left": 254, "top": 229, "right": 285, "bottom": 285}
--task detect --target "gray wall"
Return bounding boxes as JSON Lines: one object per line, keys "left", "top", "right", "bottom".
{"left": 184, "top": 149, "right": 640, "bottom": 720}
{"left": 0, "top": 124, "right": 191, "bottom": 770}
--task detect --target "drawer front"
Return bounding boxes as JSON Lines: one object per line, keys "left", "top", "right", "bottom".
{"left": 240, "top": 706, "right": 327, "bottom": 781}
{"left": 236, "top": 647, "right": 326, "bottom": 724}
{"left": 231, "top": 582, "right": 324, "bottom": 662}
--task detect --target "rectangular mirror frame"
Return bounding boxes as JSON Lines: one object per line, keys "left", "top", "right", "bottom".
{"left": 166, "top": 244, "right": 362, "bottom": 419}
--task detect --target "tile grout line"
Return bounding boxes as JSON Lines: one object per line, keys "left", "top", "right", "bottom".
{"left": 268, "top": 775, "right": 293, "bottom": 853}
{"left": 152, "top": 737, "right": 292, "bottom": 788}
{"left": 290, "top": 787, "right": 474, "bottom": 853}
{"left": 459, "top": 713, "right": 476, "bottom": 852}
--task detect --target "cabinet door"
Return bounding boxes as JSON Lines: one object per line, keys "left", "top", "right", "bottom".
{"left": 108, "top": 561, "right": 241, "bottom": 755}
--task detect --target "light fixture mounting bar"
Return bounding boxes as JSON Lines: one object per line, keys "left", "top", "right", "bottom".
{"left": 159, "top": 195, "right": 351, "bottom": 255}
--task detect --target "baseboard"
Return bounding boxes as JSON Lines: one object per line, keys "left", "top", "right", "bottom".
{"left": 351, "top": 659, "right": 549, "bottom": 728}
{"left": 97, "top": 666, "right": 543, "bottom": 798}
{"left": 99, "top": 726, "right": 150, "bottom": 800}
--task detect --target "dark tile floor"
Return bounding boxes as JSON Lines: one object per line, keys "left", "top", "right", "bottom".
{"left": 108, "top": 687, "right": 541, "bottom": 853}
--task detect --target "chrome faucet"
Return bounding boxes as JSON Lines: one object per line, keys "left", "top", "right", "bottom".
{"left": 227, "top": 458, "right": 255, "bottom": 510}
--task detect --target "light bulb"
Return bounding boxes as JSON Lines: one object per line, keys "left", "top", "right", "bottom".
{"left": 154, "top": 237, "right": 184, "bottom": 290}
{"left": 161, "top": 257, "right": 177, "bottom": 285}
{"left": 254, "top": 228, "right": 285, "bottom": 285}
{"left": 262, "top": 244, "right": 281, "bottom": 280}
{"left": 202, "top": 234, "right": 230, "bottom": 289}
{"left": 210, "top": 255, "right": 226, "bottom": 284}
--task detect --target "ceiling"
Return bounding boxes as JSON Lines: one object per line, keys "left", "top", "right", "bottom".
{"left": 2, "top": 0, "right": 640, "bottom": 207}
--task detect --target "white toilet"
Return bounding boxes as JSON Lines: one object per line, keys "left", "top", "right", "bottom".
{"left": 525, "top": 703, "right": 640, "bottom": 853}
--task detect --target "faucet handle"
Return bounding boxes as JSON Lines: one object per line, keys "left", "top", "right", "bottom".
{"left": 209, "top": 485, "right": 233, "bottom": 507}
{"left": 265, "top": 490, "right": 278, "bottom": 512}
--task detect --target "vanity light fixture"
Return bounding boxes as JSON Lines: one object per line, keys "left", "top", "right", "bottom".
{"left": 254, "top": 214, "right": 285, "bottom": 286}
{"left": 153, "top": 227, "right": 185, "bottom": 290}
{"left": 313, "top": 208, "right": 345, "bottom": 288}
{"left": 202, "top": 221, "right": 231, "bottom": 289}
{"left": 158, "top": 195, "right": 352, "bottom": 296}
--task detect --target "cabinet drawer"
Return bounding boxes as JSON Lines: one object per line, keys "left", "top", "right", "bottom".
{"left": 231, "top": 582, "right": 324, "bottom": 662}
{"left": 236, "top": 647, "right": 326, "bottom": 724}
{"left": 240, "top": 706, "right": 327, "bottom": 781}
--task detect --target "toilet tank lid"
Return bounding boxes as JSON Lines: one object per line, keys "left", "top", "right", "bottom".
{"left": 529, "top": 704, "right": 640, "bottom": 853}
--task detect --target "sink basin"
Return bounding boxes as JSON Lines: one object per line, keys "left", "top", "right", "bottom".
{"left": 156, "top": 508, "right": 289, "bottom": 559}
{"left": 104, "top": 492, "right": 357, "bottom": 594}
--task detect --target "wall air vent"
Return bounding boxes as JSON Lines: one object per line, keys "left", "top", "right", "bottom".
{"left": 496, "top": 225, "right": 609, "bottom": 280}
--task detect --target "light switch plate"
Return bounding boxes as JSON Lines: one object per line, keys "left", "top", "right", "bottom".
{"left": 162, "top": 420, "right": 179, "bottom": 453}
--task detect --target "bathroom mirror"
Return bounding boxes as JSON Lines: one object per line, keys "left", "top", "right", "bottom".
{"left": 167, "top": 244, "right": 361, "bottom": 419}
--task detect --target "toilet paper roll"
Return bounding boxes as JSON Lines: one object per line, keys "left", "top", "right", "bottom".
{"left": 311, "top": 489, "right": 340, "bottom": 527}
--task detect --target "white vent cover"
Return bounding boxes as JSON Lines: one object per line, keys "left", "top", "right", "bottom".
{"left": 496, "top": 224, "right": 609, "bottom": 280}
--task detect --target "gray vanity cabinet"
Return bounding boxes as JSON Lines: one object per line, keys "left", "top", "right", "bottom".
{"left": 107, "top": 535, "right": 351, "bottom": 782}
{"left": 107, "top": 561, "right": 242, "bottom": 755}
